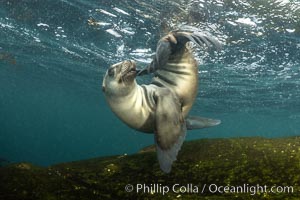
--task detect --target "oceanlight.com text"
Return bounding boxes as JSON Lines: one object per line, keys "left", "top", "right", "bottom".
{"left": 124, "top": 183, "right": 294, "bottom": 196}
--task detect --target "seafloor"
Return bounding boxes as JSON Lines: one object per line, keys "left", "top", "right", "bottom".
{"left": 1, "top": 137, "right": 299, "bottom": 199}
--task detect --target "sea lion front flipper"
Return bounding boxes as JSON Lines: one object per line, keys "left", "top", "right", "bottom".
{"left": 186, "top": 116, "right": 221, "bottom": 130}
{"left": 154, "top": 89, "right": 186, "bottom": 173}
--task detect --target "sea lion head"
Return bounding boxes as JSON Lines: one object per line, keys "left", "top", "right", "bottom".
{"left": 102, "top": 60, "right": 137, "bottom": 96}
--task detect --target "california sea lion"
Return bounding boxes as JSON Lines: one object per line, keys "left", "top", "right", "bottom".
{"left": 102, "top": 30, "right": 221, "bottom": 173}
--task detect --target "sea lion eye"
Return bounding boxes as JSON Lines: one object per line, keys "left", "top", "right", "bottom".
{"left": 108, "top": 68, "right": 115, "bottom": 77}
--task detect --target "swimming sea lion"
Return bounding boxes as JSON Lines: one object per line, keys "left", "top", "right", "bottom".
{"left": 102, "top": 30, "right": 221, "bottom": 173}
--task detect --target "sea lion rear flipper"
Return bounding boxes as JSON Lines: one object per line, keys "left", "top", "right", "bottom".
{"left": 137, "top": 34, "right": 177, "bottom": 76}
{"left": 186, "top": 116, "right": 221, "bottom": 130}
{"left": 172, "top": 31, "right": 222, "bottom": 50}
{"left": 154, "top": 89, "right": 186, "bottom": 173}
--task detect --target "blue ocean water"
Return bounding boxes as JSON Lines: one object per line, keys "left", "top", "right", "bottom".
{"left": 0, "top": 0, "right": 300, "bottom": 166}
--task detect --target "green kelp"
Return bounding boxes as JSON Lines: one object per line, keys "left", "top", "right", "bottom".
{"left": 0, "top": 137, "right": 300, "bottom": 200}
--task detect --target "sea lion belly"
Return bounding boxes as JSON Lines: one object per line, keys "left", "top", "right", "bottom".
{"left": 152, "top": 51, "right": 199, "bottom": 117}
{"left": 105, "top": 85, "right": 156, "bottom": 133}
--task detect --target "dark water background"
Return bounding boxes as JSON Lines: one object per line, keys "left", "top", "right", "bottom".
{"left": 0, "top": 0, "right": 300, "bottom": 166}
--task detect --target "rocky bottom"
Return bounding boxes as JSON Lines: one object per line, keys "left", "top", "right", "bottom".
{"left": 1, "top": 136, "right": 300, "bottom": 200}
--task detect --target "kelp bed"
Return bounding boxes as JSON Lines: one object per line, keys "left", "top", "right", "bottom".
{"left": 1, "top": 137, "right": 300, "bottom": 199}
